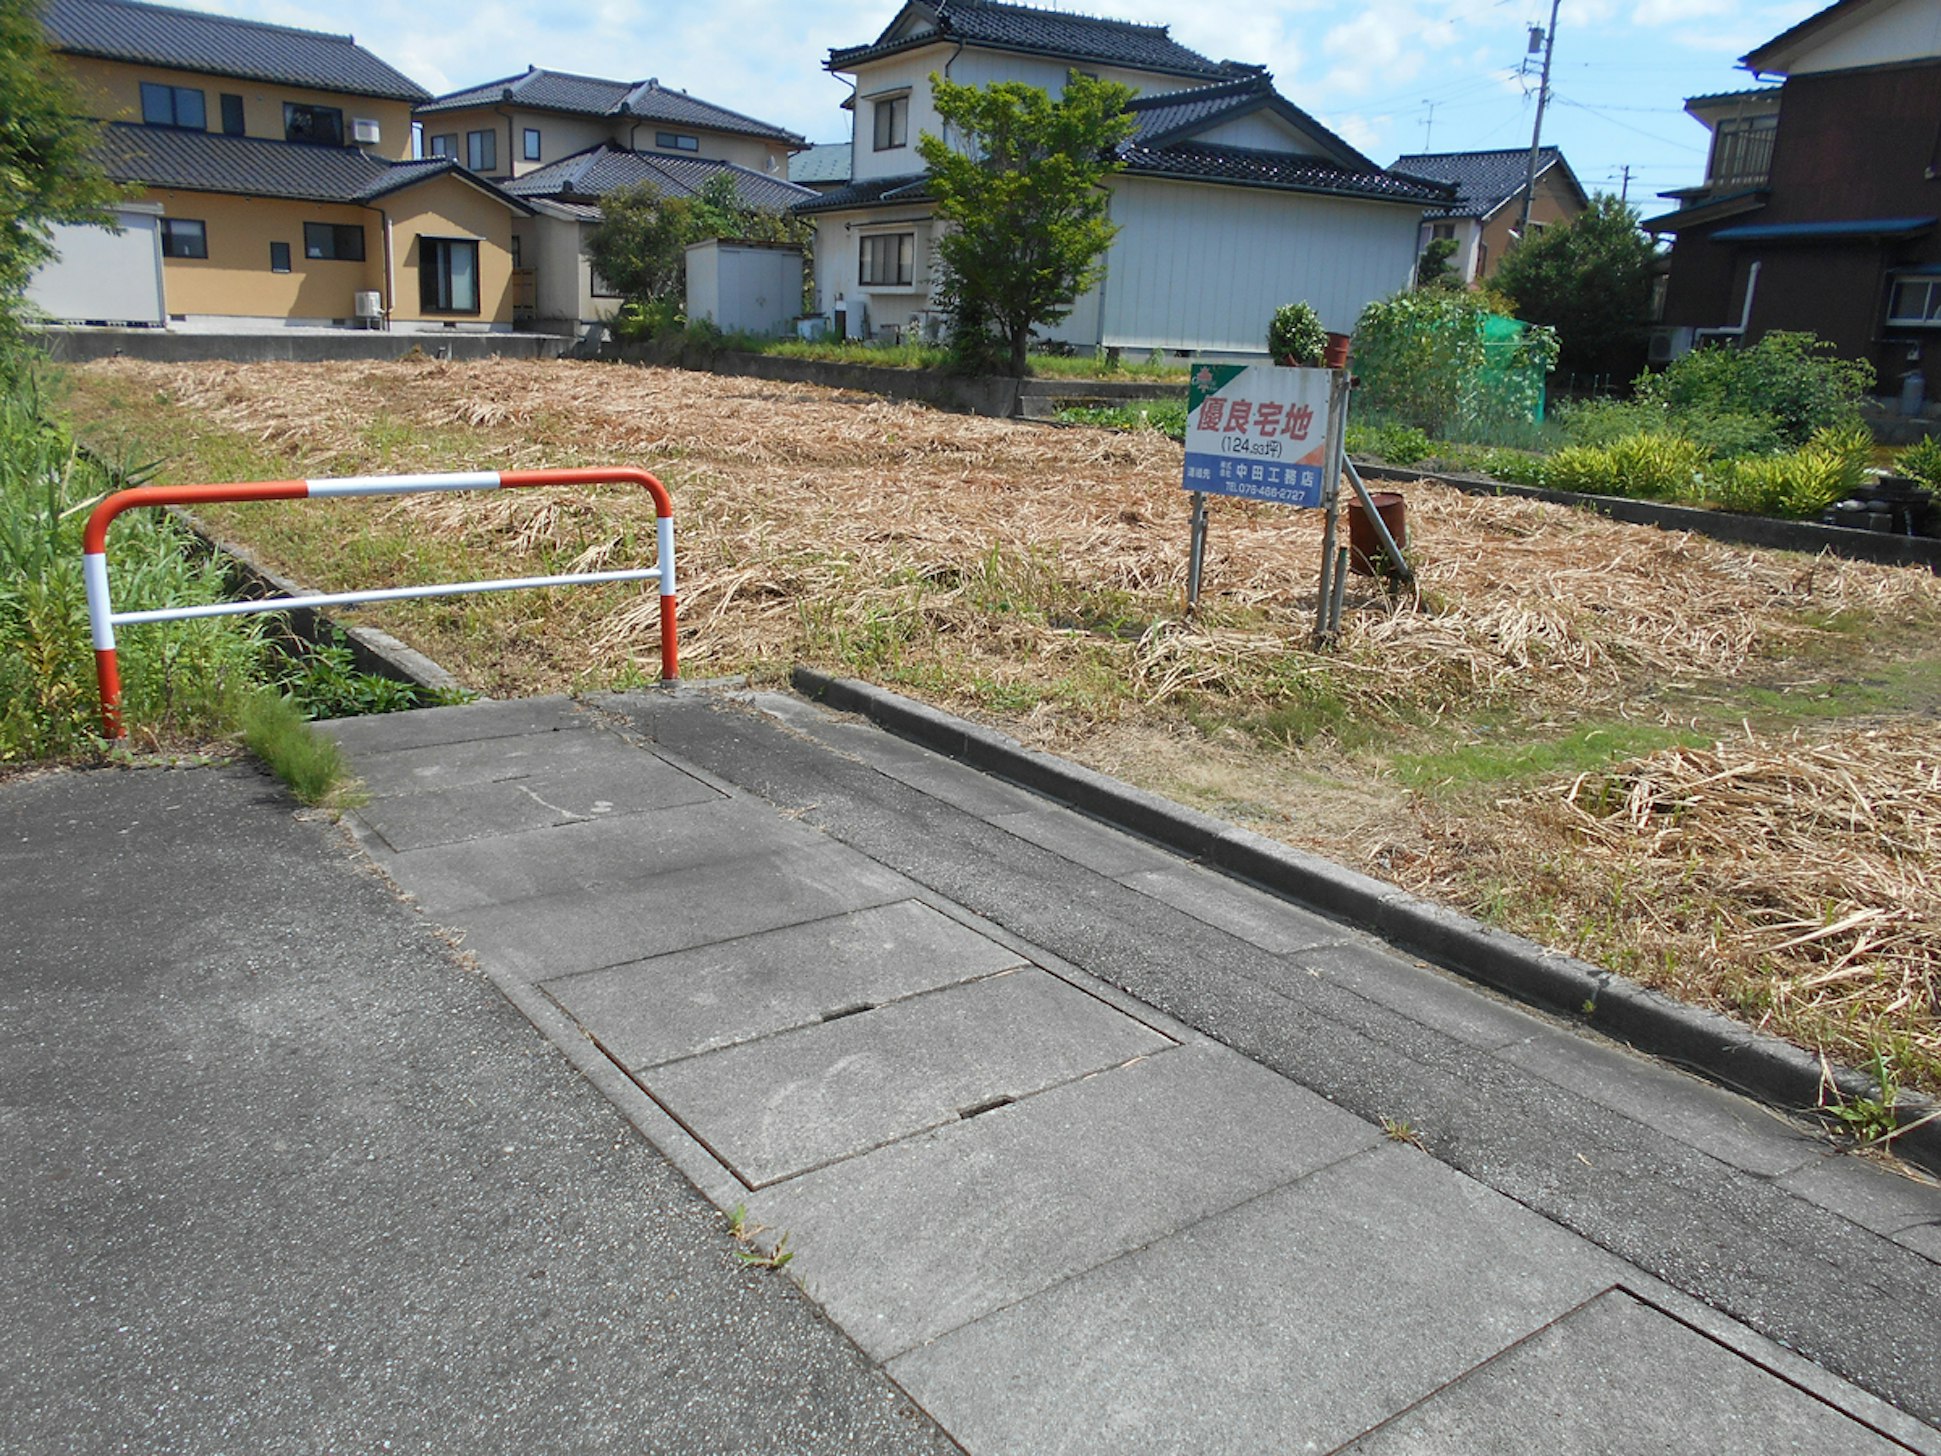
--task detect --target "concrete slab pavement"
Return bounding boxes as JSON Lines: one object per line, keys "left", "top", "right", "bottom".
{"left": 318, "top": 688, "right": 1941, "bottom": 1453}
{"left": 0, "top": 759, "right": 956, "bottom": 1455}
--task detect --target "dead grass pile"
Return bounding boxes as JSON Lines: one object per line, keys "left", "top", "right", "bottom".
{"left": 1391, "top": 724, "right": 1941, "bottom": 1079}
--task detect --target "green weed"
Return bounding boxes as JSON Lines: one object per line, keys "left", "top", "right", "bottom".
{"left": 240, "top": 689, "right": 358, "bottom": 806}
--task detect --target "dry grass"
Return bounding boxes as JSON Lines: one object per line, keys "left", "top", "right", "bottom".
{"left": 61, "top": 356, "right": 1941, "bottom": 1089}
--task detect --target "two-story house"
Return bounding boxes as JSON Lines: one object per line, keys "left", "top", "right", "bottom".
{"left": 32, "top": 0, "right": 531, "bottom": 333}
{"left": 1389, "top": 147, "right": 1588, "bottom": 287}
{"left": 795, "top": 0, "right": 1449, "bottom": 354}
{"left": 415, "top": 69, "right": 812, "bottom": 332}
{"left": 1643, "top": 0, "right": 1941, "bottom": 395}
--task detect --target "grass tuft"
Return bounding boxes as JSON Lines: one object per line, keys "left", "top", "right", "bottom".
{"left": 241, "top": 689, "right": 359, "bottom": 806}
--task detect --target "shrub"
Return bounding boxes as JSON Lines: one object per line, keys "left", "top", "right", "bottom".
{"left": 1709, "top": 424, "right": 1872, "bottom": 518}
{"left": 1345, "top": 420, "right": 1433, "bottom": 465}
{"left": 1896, "top": 435, "right": 1941, "bottom": 489}
{"left": 1352, "top": 289, "right": 1557, "bottom": 439}
{"left": 1635, "top": 332, "right": 1872, "bottom": 448}
{"left": 1541, "top": 435, "right": 1707, "bottom": 501}
{"left": 1267, "top": 302, "right": 1327, "bottom": 366}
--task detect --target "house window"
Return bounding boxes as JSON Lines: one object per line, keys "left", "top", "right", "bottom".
{"left": 655, "top": 131, "right": 699, "bottom": 152}
{"left": 859, "top": 232, "right": 914, "bottom": 287}
{"left": 159, "top": 218, "right": 207, "bottom": 258}
{"left": 466, "top": 128, "right": 497, "bottom": 172}
{"left": 303, "top": 222, "right": 365, "bottom": 261}
{"left": 219, "top": 93, "right": 245, "bottom": 136}
{"left": 140, "top": 82, "right": 205, "bottom": 130}
{"left": 872, "top": 93, "right": 909, "bottom": 151}
{"left": 1708, "top": 114, "right": 1777, "bottom": 187}
{"left": 270, "top": 241, "right": 291, "bottom": 273}
{"left": 510, "top": 235, "right": 522, "bottom": 269}
{"left": 1430, "top": 222, "right": 1456, "bottom": 241}
{"left": 523, "top": 127, "right": 542, "bottom": 162}
{"left": 429, "top": 133, "right": 457, "bottom": 159}
{"left": 421, "top": 237, "right": 480, "bottom": 313}
{"left": 1887, "top": 274, "right": 1941, "bottom": 326}
{"left": 284, "top": 102, "right": 344, "bottom": 145}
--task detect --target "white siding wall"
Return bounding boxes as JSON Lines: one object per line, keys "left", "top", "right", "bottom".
{"left": 848, "top": 49, "right": 1221, "bottom": 181}
{"left": 1094, "top": 176, "right": 1421, "bottom": 352}
{"left": 1781, "top": 0, "right": 1941, "bottom": 72}
{"left": 1196, "top": 112, "right": 1316, "bottom": 152}
{"left": 810, "top": 212, "right": 936, "bottom": 339}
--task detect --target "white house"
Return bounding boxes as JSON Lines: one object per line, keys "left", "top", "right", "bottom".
{"left": 796, "top": 0, "right": 1451, "bottom": 354}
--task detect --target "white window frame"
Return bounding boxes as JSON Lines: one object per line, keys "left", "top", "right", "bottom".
{"left": 858, "top": 230, "right": 914, "bottom": 288}
{"left": 1886, "top": 273, "right": 1941, "bottom": 327}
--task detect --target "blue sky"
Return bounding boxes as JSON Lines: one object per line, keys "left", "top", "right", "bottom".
{"left": 221, "top": 0, "right": 1829, "bottom": 209}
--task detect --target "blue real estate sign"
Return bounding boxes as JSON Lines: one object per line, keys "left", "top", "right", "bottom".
{"left": 1181, "top": 362, "right": 1335, "bottom": 507}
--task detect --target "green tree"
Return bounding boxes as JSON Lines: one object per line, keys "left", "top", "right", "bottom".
{"left": 918, "top": 71, "right": 1136, "bottom": 376}
{"left": 1491, "top": 194, "right": 1658, "bottom": 378}
{"left": 0, "top": 0, "right": 123, "bottom": 327}
{"left": 1352, "top": 288, "right": 1558, "bottom": 438}
{"left": 586, "top": 175, "right": 814, "bottom": 333}
{"left": 1414, "top": 236, "right": 1459, "bottom": 290}
{"left": 585, "top": 183, "right": 698, "bottom": 309}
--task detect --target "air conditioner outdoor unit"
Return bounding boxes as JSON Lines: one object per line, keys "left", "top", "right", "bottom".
{"left": 351, "top": 118, "right": 382, "bottom": 145}
{"left": 353, "top": 290, "right": 384, "bottom": 328}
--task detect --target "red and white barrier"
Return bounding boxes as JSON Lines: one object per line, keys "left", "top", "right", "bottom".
{"left": 82, "top": 466, "right": 677, "bottom": 739}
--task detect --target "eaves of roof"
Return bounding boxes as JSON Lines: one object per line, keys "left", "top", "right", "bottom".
{"left": 418, "top": 67, "right": 803, "bottom": 143}
{"left": 827, "top": 0, "right": 1228, "bottom": 81}
{"left": 505, "top": 145, "right": 813, "bottom": 213}
{"left": 94, "top": 122, "right": 529, "bottom": 212}
{"left": 789, "top": 173, "right": 934, "bottom": 216}
{"left": 1640, "top": 188, "right": 1769, "bottom": 232}
{"left": 1118, "top": 142, "right": 1450, "bottom": 206}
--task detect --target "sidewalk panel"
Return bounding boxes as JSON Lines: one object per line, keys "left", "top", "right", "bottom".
{"left": 543, "top": 899, "right": 1030, "bottom": 1067}
{"left": 640, "top": 968, "right": 1173, "bottom": 1187}
{"left": 748, "top": 1042, "right": 1381, "bottom": 1360}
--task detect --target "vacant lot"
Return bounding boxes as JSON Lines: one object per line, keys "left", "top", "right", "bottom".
{"left": 61, "top": 357, "right": 1941, "bottom": 1093}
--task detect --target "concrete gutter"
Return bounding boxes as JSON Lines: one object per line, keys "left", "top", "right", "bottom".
{"left": 791, "top": 665, "right": 1941, "bottom": 1176}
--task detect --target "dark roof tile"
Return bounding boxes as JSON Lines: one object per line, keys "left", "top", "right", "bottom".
{"left": 504, "top": 144, "right": 813, "bottom": 212}
{"left": 43, "top": 0, "right": 427, "bottom": 100}
{"left": 1121, "top": 142, "right": 1449, "bottom": 204}
{"left": 830, "top": 0, "right": 1227, "bottom": 79}
{"left": 419, "top": 67, "right": 803, "bottom": 143}
{"left": 1388, "top": 147, "right": 1578, "bottom": 219}
{"left": 94, "top": 122, "right": 527, "bottom": 209}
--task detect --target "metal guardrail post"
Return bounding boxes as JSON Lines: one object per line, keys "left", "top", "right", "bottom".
{"left": 82, "top": 466, "right": 677, "bottom": 739}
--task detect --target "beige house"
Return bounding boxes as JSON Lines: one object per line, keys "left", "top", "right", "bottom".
{"left": 1390, "top": 147, "right": 1588, "bottom": 286}
{"left": 417, "top": 68, "right": 812, "bottom": 333}
{"left": 37, "top": 0, "right": 530, "bottom": 331}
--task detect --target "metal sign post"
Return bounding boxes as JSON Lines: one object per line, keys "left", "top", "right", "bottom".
{"left": 1186, "top": 491, "right": 1209, "bottom": 613}
{"left": 1312, "top": 368, "right": 1352, "bottom": 645}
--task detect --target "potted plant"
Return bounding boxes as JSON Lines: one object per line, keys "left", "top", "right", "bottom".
{"left": 1269, "top": 301, "right": 1352, "bottom": 369}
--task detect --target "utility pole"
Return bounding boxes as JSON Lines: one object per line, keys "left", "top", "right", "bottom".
{"left": 1617, "top": 164, "right": 1632, "bottom": 203}
{"left": 1422, "top": 100, "right": 1437, "bottom": 151}
{"left": 1515, "top": 0, "right": 1561, "bottom": 242}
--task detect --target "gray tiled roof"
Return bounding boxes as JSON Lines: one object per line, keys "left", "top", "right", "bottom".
{"left": 503, "top": 145, "right": 814, "bottom": 213}
{"left": 94, "top": 122, "right": 529, "bottom": 208}
{"left": 1388, "top": 147, "right": 1577, "bottom": 220}
{"left": 830, "top": 0, "right": 1229, "bottom": 79}
{"left": 418, "top": 67, "right": 803, "bottom": 143}
{"left": 1120, "top": 142, "right": 1450, "bottom": 204}
{"left": 43, "top": 0, "right": 428, "bottom": 101}
{"left": 789, "top": 143, "right": 853, "bottom": 186}
{"left": 790, "top": 172, "right": 933, "bottom": 216}
{"left": 1126, "top": 71, "right": 1378, "bottom": 172}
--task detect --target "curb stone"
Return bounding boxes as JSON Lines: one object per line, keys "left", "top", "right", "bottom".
{"left": 790, "top": 665, "right": 1941, "bottom": 1178}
